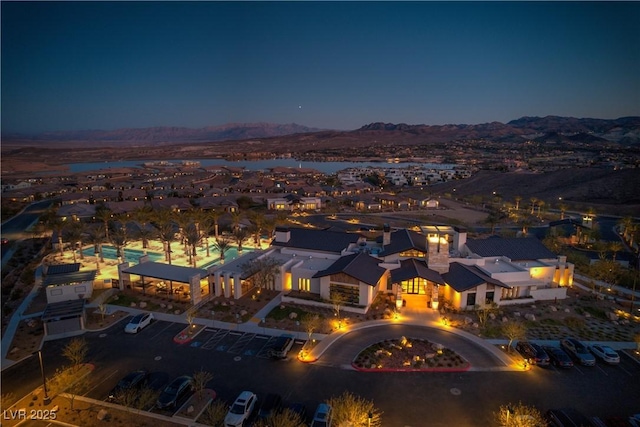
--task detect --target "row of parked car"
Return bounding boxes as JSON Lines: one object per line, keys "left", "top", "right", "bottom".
{"left": 108, "top": 369, "right": 331, "bottom": 426}
{"left": 515, "top": 338, "right": 621, "bottom": 368}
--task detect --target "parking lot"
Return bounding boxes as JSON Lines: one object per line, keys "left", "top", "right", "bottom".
{"left": 187, "top": 328, "right": 306, "bottom": 359}
{"left": 3, "top": 318, "right": 640, "bottom": 426}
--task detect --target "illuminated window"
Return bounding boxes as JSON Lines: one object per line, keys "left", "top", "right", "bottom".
{"left": 298, "top": 278, "right": 310, "bottom": 292}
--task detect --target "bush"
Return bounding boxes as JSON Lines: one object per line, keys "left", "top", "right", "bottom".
{"left": 564, "top": 316, "right": 585, "bottom": 329}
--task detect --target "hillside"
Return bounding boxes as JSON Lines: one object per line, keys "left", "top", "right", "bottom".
{"left": 429, "top": 168, "right": 640, "bottom": 216}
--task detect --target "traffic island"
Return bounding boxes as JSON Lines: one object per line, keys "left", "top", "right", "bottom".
{"left": 173, "top": 324, "right": 206, "bottom": 344}
{"left": 352, "top": 337, "right": 470, "bottom": 372}
{"left": 174, "top": 389, "right": 216, "bottom": 422}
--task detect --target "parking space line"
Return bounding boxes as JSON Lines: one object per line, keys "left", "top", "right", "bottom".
{"left": 86, "top": 368, "right": 119, "bottom": 397}
{"left": 573, "top": 365, "right": 584, "bottom": 375}
{"left": 594, "top": 364, "right": 609, "bottom": 376}
{"left": 229, "top": 333, "right": 255, "bottom": 354}
{"left": 149, "top": 322, "right": 177, "bottom": 341}
{"left": 618, "top": 363, "right": 634, "bottom": 377}
{"left": 257, "top": 336, "right": 278, "bottom": 359}
{"left": 202, "top": 330, "right": 228, "bottom": 350}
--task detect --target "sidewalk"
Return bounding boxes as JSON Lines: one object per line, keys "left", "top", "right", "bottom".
{"left": 1, "top": 266, "right": 44, "bottom": 368}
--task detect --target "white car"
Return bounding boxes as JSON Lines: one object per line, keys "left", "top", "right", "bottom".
{"left": 124, "top": 312, "right": 154, "bottom": 334}
{"left": 589, "top": 344, "right": 620, "bottom": 364}
{"left": 225, "top": 391, "right": 257, "bottom": 426}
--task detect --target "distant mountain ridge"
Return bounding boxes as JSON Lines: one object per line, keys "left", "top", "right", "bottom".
{"left": 2, "top": 122, "right": 323, "bottom": 144}
{"left": 3, "top": 116, "right": 639, "bottom": 146}
{"left": 355, "top": 116, "right": 640, "bottom": 145}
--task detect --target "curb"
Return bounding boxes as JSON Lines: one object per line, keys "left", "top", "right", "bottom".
{"left": 350, "top": 363, "right": 472, "bottom": 373}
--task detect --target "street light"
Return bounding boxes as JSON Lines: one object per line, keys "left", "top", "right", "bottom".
{"left": 37, "top": 350, "right": 50, "bottom": 405}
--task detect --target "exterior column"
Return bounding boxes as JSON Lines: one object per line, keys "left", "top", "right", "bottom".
{"left": 214, "top": 271, "right": 223, "bottom": 296}
{"left": 233, "top": 273, "right": 243, "bottom": 299}
{"left": 223, "top": 273, "right": 232, "bottom": 298}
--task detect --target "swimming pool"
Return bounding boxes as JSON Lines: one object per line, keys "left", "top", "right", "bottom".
{"left": 83, "top": 244, "right": 252, "bottom": 269}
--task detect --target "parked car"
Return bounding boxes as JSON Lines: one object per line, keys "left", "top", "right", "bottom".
{"left": 589, "top": 344, "right": 620, "bottom": 365}
{"left": 546, "top": 408, "right": 595, "bottom": 427}
{"left": 257, "top": 393, "right": 282, "bottom": 420}
{"left": 268, "top": 334, "right": 295, "bottom": 359}
{"left": 156, "top": 375, "right": 193, "bottom": 409}
{"left": 515, "top": 341, "right": 550, "bottom": 366}
{"left": 225, "top": 391, "right": 257, "bottom": 426}
{"left": 108, "top": 369, "right": 149, "bottom": 400}
{"left": 124, "top": 312, "right": 154, "bottom": 334}
{"left": 560, "top": 338, "right": 596, "bottom": 366}
{"left": 310, "top": 403, "right": 332, "bottom": 427}
{"left": 543, "top": 346, "right": 574, "bottom": 368}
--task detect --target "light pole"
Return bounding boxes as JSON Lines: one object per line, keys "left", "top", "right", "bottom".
{"left": 37, "top": 350, "right": 50, "bottom": 405}
{"left": 630, "top": 253, "right": 639, "bottom": 315}
{"left": 368, "top": 411, "right": 373, "bottom": 427}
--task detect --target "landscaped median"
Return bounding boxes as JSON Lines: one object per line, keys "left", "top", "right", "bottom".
{"left": 351, "top": 337, "right": 471, "bottom": 372}
{"left": 173, "top": 323, "right": 206, "bottom": 344}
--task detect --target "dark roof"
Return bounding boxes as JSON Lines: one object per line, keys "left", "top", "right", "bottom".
{"left": 44, "top": 270, "right": 97, "bottom": 286}
{"left": 465, "top": 237, "right": 556, "bottom": 261}
{"left": 122, "top": 262, "right": 208, "bottom": 283}
{"left": 378, "top": 229, "right": 427, "bottom": 257}
{"left": 442, "top": 262, "right": 510, "bottom": 292}
{"left": 271, "top": 227, "right": 361, "bottom": 254}
{"left": 390, "top": 259, "right": 445, "bottom": 285}
{"left": 312, "top": 252, "right": 386, "bottom": 286}
{"left": 46, "top": 263, "right": 81, "bottom": 275}
{"left": 42, "top": 299, "right": 85, "bottom": 321}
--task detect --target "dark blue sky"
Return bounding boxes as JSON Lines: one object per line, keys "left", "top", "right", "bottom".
{"left": 2, "top": 1, "right": 639, "bottom": 133}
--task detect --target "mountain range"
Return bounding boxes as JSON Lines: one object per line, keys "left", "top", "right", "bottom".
{"left": 3, "top": 116, "right": 640, "bottom": 146}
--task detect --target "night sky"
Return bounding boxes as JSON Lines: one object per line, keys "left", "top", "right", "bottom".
{"left": 2, "top": 1, "right": 639, "bottom": 133}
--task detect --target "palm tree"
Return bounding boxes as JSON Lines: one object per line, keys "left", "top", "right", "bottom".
{"left": 609, "top": 241, "right": 623, "bottom": 262}
{"left": 198, "top": 218, "right": 215, "bottom": 257}
{"left": 109, "top": 223, "right": 128, "bottom": 262}
{"left": 209, "top": 209, "right": 222, "bottom": 239}
{"left": 230, "top": 210, "right": 243, "bottom": 231}
{"left": 156, "top": 222, "right": 176, "bottom": 265}
{"left": 94, "top": 205, "right": 114, "bottom": 242}
{"left": 559, "top": 203, "right": 568, "bottom": 220}
{"left": 183, "top": 222, "right": 201, "bottom": 267}
{"left": 130, "top": 206, "right": 154, "bottom": 249}
{"left": 514, "top": 196, "right": 522, "bottom": 211}
{"left": 232, "top": 228, "right": 250, "bottom": 253}
{"left": 529, "top": 197, "right": 537, "bottom": 215}
{"left": 86, "top": 225, "right": 105, "bottom": 271}
{"left": 536, "top": 200, "right": 545, "bottom": 219}
{"left": 213, "top": 237, "right": 232, "bottom": 263}
{"left": 247, "top": 211, "right": 265, "bottom": 247}
{"left": 64, "top": 221, "right": 85, "bottom": 263}
{"left": 41, "top": 208, "right": 66, "bottom": 255}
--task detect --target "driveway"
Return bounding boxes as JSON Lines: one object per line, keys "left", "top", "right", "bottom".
{"left": 315, "top": 323, "right": 508, "bottom": 370}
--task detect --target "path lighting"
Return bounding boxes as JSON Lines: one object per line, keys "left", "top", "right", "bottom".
{"left": 37, "top": 350, "right": 50, "bottom": 405}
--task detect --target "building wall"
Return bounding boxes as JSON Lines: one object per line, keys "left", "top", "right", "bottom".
{"left": 46, "top": 282, "right": 93, "bottom": 304}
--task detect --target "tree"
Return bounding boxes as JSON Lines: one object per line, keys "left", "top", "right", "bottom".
{"left": 233, "top": 227, "right": 250, "bottom": 253}
{"left": 514, "top": 196, "right": 522, "bottom": 211}
{"left": 63, "top": 338, "right": 88, "bottom": 371}
{"left": 327, "top": 391, "right": 382, "bottom": 427}
{"left": 301, "top": 313, "right": 321, "bottom": 342}
{"left": 94, "top": 204, "right": 113, "bottom": 241}
{"left": 475, "top": 302, "right": 498, "bottom": 328}
{"left": 131, "top": 205, "right": 154, "bottom": 249}
{"left": 64, "top": 221, "right": 85, "bottom": 263}
{"left": 493, "top": 401, "right": 546, "bottom": 427}
{"left": 213, "top": 237, "right": 232, "bottom": 263}
{"left": 192, "top": 369, "right": 214, "bottom": 403}
{"left": 86, "top": 225, "right": 105, "bottom": 269}
{"left": 502, "top": 321, "right": 527, "bottom": 353}
{"left": 183, "top": 222, "right": 201, "bottom": 267}
{"left": 330, "top": 292, "right": 347, "bottom": 328}
{"left": 109, "top": 223, "right": 129, "bottom": 262}
{"left": 634, "top": 332, "right": 640, "bottom": 352}
{"left": 241, "top": 256, "right": 282, "bottom": 291}
{"left": 608, "top": 241, "right": 623, "bottom": 262}
{"left": 200, "top": 400, "right": 228, "bottom": 427}
{"left": 252, "top": 408, "right": 305, "bottom": 427}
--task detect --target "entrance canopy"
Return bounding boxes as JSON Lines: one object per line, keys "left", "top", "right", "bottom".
{"left": 122, "top": 262, "right": 208, "bottom": 283}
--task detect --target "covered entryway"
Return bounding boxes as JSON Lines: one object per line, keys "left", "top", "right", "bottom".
{"left": 391, "top": 259, "right": 445, "bottom": 311}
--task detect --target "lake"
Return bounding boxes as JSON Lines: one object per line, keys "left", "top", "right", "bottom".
{"left": 68, "top": 158, "right": 455, "bottom": 174}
